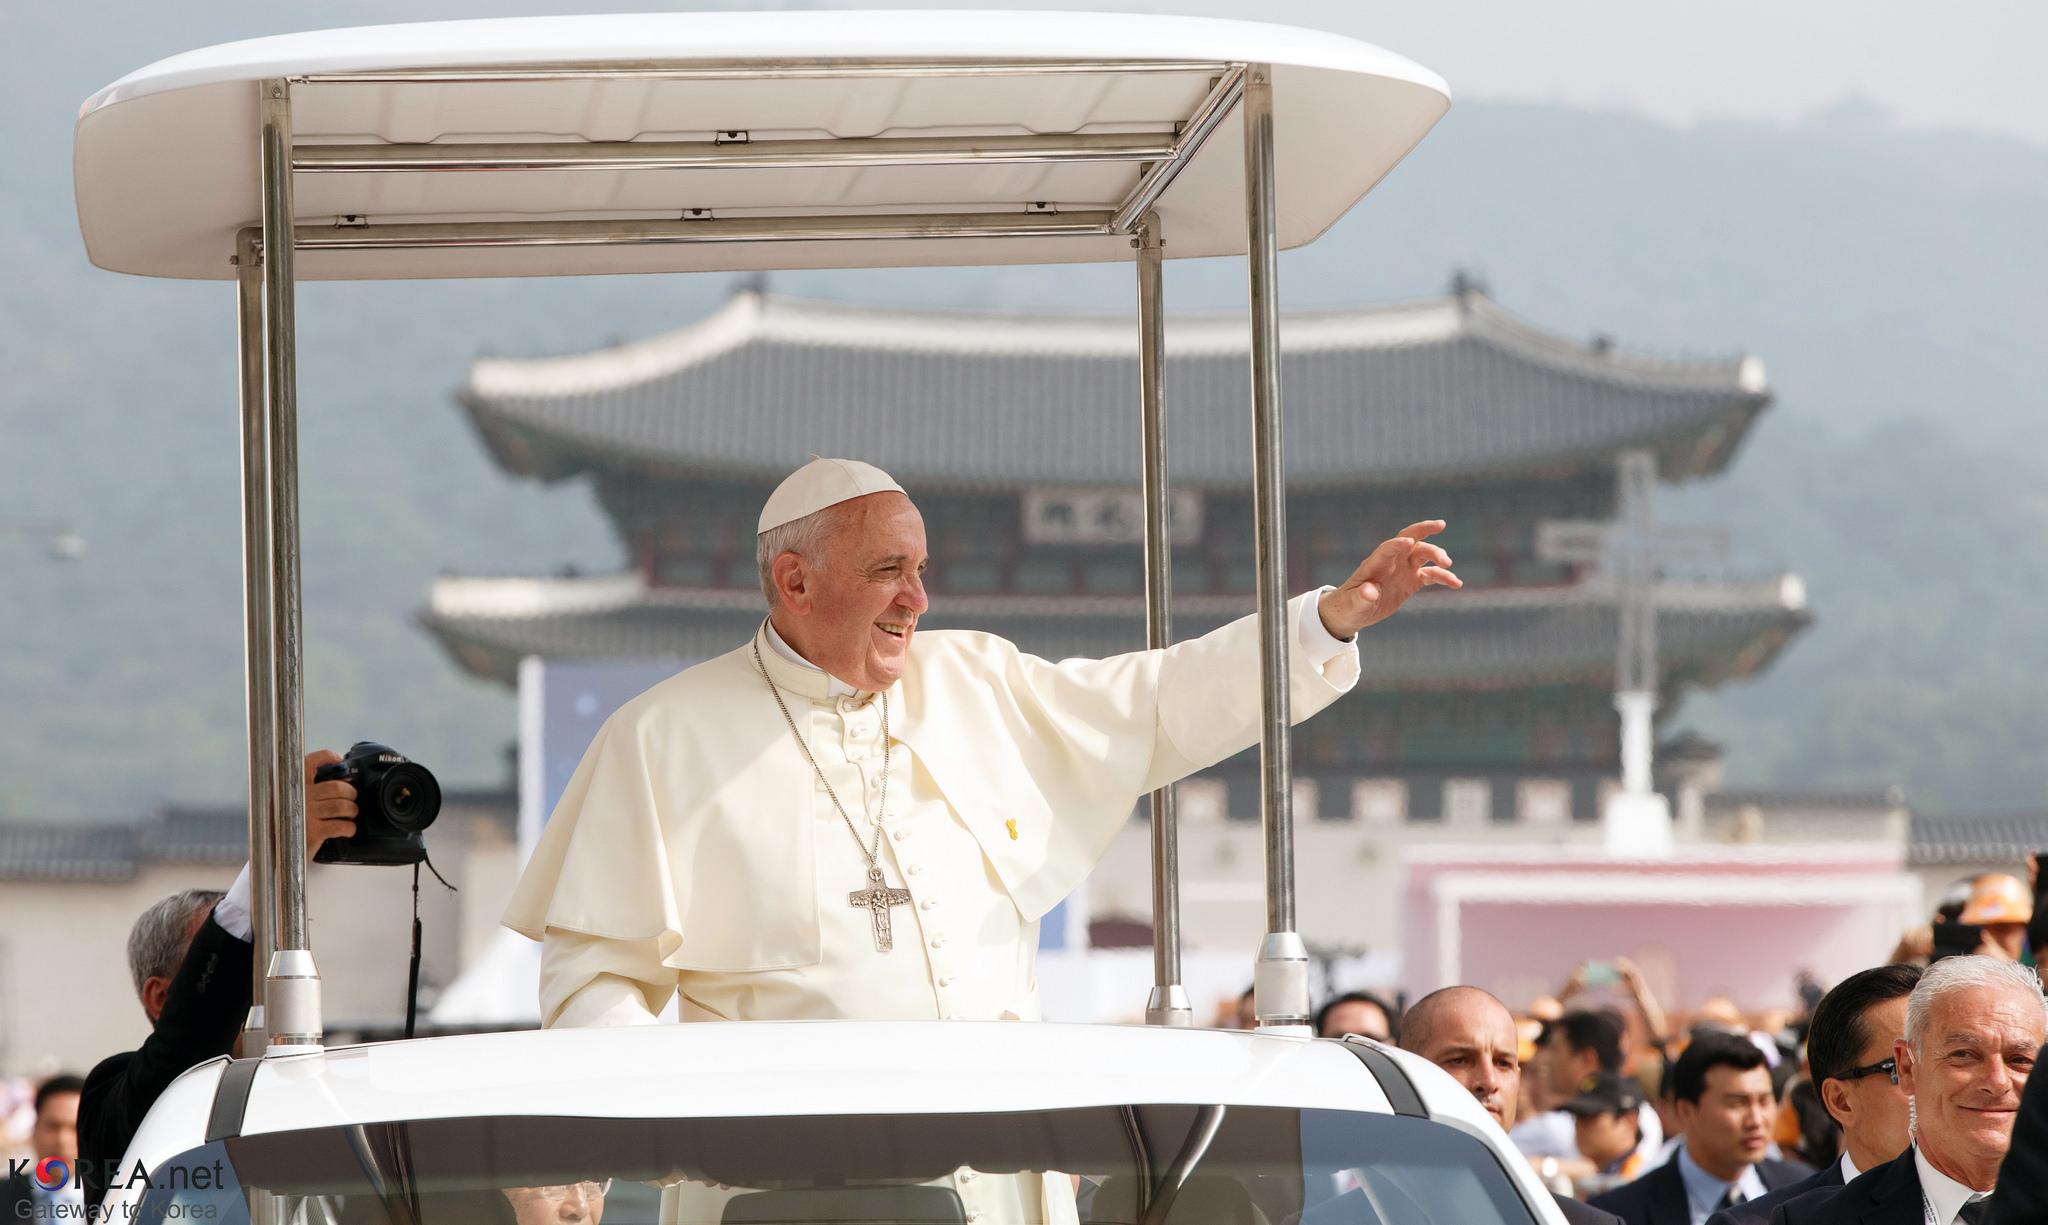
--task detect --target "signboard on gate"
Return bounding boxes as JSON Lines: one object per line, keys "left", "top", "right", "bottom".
{"left": 1023, "top": 488, "right": 1202, "bottom": 546}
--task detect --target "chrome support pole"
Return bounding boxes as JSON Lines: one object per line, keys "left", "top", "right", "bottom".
{"left": 1110, "top": 65, "right": 1248, "bottom": 233}
{"left": 1241, "top": 65, "right": 1310, "bottom": 1032}
{"left": 1135, "top": 215, "right": 1190, "bottom": 1029}
{"left": 290, "top": 210, "right": 1117, "bottom": 253}
{"left": 299, "top": 58, "right": 1232, "bottom": 84}
{"left": 294, "top": 131, "right": 1176, "bottom": 174}
{"left": 234, "top": 229, "right": 277, "bottom": 1051}
{"left": 258, "top": 78, "right": 321, "bottom": 1053}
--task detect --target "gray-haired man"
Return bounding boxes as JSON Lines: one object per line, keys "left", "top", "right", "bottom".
{"left": 77, "top": 751, "right": 356, "bottom": 1215}
{"left": 1769, "top": 955, "right": 2047, "bottom": 1225}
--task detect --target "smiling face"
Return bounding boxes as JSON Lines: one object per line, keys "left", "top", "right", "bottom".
{"left": 767, "top": 492, "right": 930, "bottom": 691}
{"left": 1897, "top": 983, "right": 2044, "bottom": 1189}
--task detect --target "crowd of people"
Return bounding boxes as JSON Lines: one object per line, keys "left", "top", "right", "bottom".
{"left": 10, "top": 853, "right": 2048, "bottom": 1225}
{"left": 1249, "top": 868, "right": 2048, "bottom": 1225}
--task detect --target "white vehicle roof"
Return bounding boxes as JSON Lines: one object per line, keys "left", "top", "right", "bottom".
{"left": 209, "top": 1024, "right": 1395, "bottom": 1138}
{"left": 73, "top": 11, "right": 1450, "bottom": 281}
{"left": 124, "top": 1022, "right": 1488, "bottom": 1144}
{"left": 116, "top": 1024, "right": 1563, "bottom": 1222}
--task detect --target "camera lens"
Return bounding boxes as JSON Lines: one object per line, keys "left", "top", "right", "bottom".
{"left": 376, "top": 763, "right": 441, "bottom": 833}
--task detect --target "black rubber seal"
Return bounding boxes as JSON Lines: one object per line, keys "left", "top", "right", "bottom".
{"left": 1337, "top": 1037, "right": 1428, "bottom": 1118}
{"left": 205, "top": 1057, "right": 263, "bottom": 1142}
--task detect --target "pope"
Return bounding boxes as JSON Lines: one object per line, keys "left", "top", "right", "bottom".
{"left": 504, "top": 457, "right": 1459, "bottom": 1029}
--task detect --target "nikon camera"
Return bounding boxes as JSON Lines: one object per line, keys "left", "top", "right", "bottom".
{"left": 312, "top": 742, "right": 442, "bottom": 865}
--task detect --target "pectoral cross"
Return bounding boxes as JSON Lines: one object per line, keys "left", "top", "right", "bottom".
{"left": 849, "top": 866, "right": 913, "bottom": 952}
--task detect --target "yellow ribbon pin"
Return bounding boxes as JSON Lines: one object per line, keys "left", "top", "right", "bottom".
{"left": 1005, "top": 819, "right": 1018, "bottom": 841}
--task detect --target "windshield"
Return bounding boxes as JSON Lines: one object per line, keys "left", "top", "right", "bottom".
{"left": 129, "top": 1107, "right": 1536, "bottom": 1225}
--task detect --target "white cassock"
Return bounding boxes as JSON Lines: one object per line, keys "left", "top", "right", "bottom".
{"left": 502, "top": 591, "right": 1357, "bottom": 1222}
{"left": 503, "top": 590, "right": 1356, "bottom": 1025}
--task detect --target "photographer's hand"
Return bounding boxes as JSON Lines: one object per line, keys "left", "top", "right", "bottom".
{"left": 304, "top": 749, "right": 358, "bottom": 854}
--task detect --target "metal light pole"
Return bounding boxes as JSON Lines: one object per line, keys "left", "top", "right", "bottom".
{"left": 1242, "top": 65, "right": 1311, "bottom": 1033}
{"left": 1134, "top": 213, "right": 1191, "bottom": 1028}
{"left": 254, "top": 77, "right": 321, "bottom": 1053}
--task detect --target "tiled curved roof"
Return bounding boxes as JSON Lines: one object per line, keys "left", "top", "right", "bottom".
{"left": 0, "top": 798, "right": 515, "bottom": 880}
{"left": 1911, "top": 811, "right": 2048, "bottom": 865}
{"left": 459, "top": 289, "right": 1769, "bottom": 489}
{"left": 0, "top": 823, "right": 142, "bottom": 882}
{"left": 418, "top": 573, "right": 1807, "bottom": 690}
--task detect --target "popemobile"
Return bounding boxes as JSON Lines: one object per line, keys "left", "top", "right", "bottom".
{"left": 71, "top": 11, "right": 1564, "bottom": 1225}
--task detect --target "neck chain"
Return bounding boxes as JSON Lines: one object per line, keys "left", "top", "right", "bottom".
{"left": 751, "top": 636, "right": 894, "bottom": 879}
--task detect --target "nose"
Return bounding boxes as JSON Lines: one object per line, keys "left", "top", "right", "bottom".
{"left": 1985, "top": 1055, "right": 2020, "bottom": 1098}
{"left": 556, "top": 1189, "right": 592, "bottom": 1224}
{"left": 900, "top": 570, "right": 930, "bottom": 614}
{"left": 1470, "top": 1062, "right": 1504, "bottom": 1100}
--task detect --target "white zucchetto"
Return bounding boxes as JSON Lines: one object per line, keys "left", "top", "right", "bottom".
{"left": 756, "top": 457, "right": 906, "bottom": 533}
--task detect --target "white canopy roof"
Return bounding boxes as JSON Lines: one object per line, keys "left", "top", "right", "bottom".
{"left": 73, "top": 11, "right": 1450, "bottom": 281}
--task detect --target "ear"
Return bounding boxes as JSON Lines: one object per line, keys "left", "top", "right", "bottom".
{"left": 1819, "top": 1077, "right": 1855, "bottom": 1129}
{"left": 1894, "top": 1039, "right": 1917, "bottom": 1098}
{"left": 142, "top": 975, "right": 171, "bottom": 1026}
{"left": 770, "top": 551, "right": 813, "bottom": 613}
{"left": 1674, "top": 1097, "right": 1698, "bottom": 1132}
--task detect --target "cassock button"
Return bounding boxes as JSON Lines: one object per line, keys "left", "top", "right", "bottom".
{"left": 937, "top": 974, "right": 955, "bottom": 987}
{"left": 957, "top": 1170, "right": 977, "bottom": 1183}
{"left": 893, "top": 828, "right": 913, "bottom": 841}
{"left": 905, "top": 864, "right": 921, "bottom": 876}
{"left": 930, "top": 934, "right": 948, "bottom": 948}
{"left": 920, "top": 898, "right": 938, "bottom": 910}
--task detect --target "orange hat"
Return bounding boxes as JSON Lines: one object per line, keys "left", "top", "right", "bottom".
{"left": 1960, "top": 873, "right": 2033, "bottom": 925}
{"left": 1774, "top": 1092, "right": 1803, "bottom": 1148}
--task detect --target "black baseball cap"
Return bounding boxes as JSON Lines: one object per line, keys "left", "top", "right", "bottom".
{"left": 1562, "top": 1071, "right": 1645, "bottom": 1117}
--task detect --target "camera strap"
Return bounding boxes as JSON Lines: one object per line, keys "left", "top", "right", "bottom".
{"left": 403, "top": 851, "right": 459, "bottom": 1041}
{"left": 405, "top": 861, "right": 424, "bottom": 1040}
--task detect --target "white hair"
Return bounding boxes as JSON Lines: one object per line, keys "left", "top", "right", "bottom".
{"left": 128, "top": 888, "right": 224, "bottom": 999}
{"left": 1905, "top": 955, "right": 2048, "bottom": 1051}
{"left": 755, "top": 503, "right": 843, "bottom": 607}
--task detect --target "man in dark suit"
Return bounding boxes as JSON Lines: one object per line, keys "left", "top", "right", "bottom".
{"left": 1769, "top": 1149, "right": 1918, "bottom": 1225}
{"left": 2, "top": 1074, "right": 86, "bottom": 1222}
{"left": 1399, "top": 985, "right": 1624, "bottom": 1225}
{"left": 78, "top": 752, "right": 355, "bottom": 1216}
{"left": 1769, "top": 955, "right": 2046, "bottom": 1225}
{"left": 1589, "top": 1035, "right": 1812, "bottom": 1225}
{"left": 1707, "top": 965, "right": 1921, "bottom": 1225}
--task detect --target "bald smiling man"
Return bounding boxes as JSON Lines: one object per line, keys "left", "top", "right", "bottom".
{"left": 1402, "top": 986, "right": 1625, "bottom": 1225}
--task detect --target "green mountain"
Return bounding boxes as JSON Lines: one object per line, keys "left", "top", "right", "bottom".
{"left": 4, "top": 9, "right": 2045, "bottom": 820}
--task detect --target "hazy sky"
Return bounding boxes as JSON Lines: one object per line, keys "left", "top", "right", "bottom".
{"left": 819, "top": 0, "right": 2048, "bottom": 148}
{"left": 23, "top": 1, "right": 2046, "bottom": 148}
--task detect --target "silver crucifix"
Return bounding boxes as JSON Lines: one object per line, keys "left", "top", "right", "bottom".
{"left": 849, "top": 866, "right": 913, "bottom": 952}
